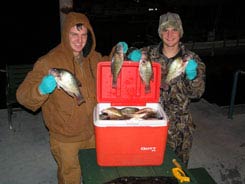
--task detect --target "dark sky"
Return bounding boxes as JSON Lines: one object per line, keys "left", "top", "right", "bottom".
{"left": 3, "top": 0, "right": 60, "bottom": 65}
{"left": 3, "top": 0, "right": 244, "bottom": 65}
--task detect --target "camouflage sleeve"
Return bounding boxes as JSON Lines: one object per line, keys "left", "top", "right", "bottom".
{"left": 183, "top": 53, "right": 206, "bottom": 99}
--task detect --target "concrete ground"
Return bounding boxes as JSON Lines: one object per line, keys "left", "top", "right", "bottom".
{"left": 0, "top": 98, "right": 244, "bottom": 184}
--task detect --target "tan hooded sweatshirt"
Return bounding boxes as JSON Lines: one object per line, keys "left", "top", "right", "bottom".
{"left": 16, "top": 12, "right": 109, "bottom": 142}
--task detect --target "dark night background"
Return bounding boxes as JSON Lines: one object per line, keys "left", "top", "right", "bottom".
{"left": 1, "top": 0, "right": 245, "bottom": 109}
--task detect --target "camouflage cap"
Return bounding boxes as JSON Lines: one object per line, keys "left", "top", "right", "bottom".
{"left": 158, "top": 12, "right": 184, "bottom": 38}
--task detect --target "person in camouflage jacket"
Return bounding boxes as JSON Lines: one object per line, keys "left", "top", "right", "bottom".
{"left": 146, "top": 12, "right": 206, "bottom": 166}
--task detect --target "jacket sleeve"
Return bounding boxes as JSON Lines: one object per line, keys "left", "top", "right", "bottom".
{"left": 183, "top": 54, "right": 206, "bottom": 99}
{"left": 16, "top": 59, "right": 50, "bottom": 112}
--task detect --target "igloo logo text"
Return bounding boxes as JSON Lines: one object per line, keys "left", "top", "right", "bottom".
{"left": 140, "top": 146, "right": 157, "bottom": 152}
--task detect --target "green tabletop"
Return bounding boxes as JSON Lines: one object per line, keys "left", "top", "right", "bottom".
{"left": 79, "top": 144, "right": 199, "bottom": 184}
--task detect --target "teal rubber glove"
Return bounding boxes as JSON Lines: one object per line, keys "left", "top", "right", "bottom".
{"left": 185, "top": 59, "right": 198, "bottom": 80}
{"left": 118, "top": 41, "right": 128, "bottom": 54}
{"left": 128, "top": 49, "right": 142, "bottom": 62}
{"left": 38, "top": 75, "right": 57, "bottom": 95}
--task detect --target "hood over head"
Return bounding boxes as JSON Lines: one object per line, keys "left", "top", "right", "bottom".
{"left": 158, "top": 12, "right": 184, "bottom": 38}
{"left": 61, "top": 12, "right": 95, "bottom": 57}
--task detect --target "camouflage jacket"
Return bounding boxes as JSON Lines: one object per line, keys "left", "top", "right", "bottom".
{"left": 146, "top": 42, "right": 206, "bottom": 134}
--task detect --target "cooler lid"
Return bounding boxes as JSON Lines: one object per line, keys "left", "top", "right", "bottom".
{"left": 97, "top": 61, "right": 161, "bottom": 106}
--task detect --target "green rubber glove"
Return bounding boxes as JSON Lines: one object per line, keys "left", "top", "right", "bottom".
{"left": 38, "top": 75, "right": 57, "bottom": 95}
{"left": 128, "top": 49, "right": 142, "bottom": 62}
{"left": 185, "top": 59, "right": 198, "bottom": 80}
{"left": 118, "top": 41, "right": 128, "bottom": 54}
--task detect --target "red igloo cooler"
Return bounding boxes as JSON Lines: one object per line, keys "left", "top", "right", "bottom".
{"left": 94, "top": 61, "right": 169, "bottom": 166}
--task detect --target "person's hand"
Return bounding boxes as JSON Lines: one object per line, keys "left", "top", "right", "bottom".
{"left": 128, "top": 49, "right": 142, "bottom": 62}
{"left": 38, "top": 75, "right": 57, "bottom": 95}
{"left": 185, "top": 59, "right": 198, "bottom": 80}
{"left": 117, "top": 41, "right": 128, "bottom": 54}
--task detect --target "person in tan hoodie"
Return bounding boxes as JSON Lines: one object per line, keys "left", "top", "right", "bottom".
{"left": 16, "top": 12, "right": 127, "bottom": 184}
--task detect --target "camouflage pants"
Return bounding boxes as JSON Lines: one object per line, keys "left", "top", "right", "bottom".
{"left": 167, "top": 113, "right": 195, "bottom": 167}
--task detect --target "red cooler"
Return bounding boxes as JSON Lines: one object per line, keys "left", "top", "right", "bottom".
{"left": 94, "top": 61, "right": 169, "bottom": 166}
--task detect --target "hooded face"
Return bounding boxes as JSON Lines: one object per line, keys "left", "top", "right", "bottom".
{"left": 69, "top": 25, "right": 88, "bottom": 56}
{"left": 61, "top": 12, "right": 96, "bottom": 57}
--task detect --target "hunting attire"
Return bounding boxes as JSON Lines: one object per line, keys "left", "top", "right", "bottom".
{"left": 16, "top": 12, "right": 110, "bottom": 184}
{"left": 145, "top": 12, "right": 206, "bottom": 166}
{"left": 147, "top": 42, "right": 205, "bottom": 165}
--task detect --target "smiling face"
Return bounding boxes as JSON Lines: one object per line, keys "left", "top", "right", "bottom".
{"left": 68, "top": 25, "right": 88, "bottom": 56}
{"left": 160, "top": 26, "right": 181, "bottom": 48}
